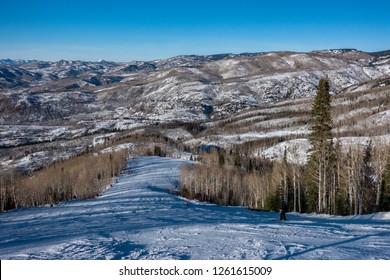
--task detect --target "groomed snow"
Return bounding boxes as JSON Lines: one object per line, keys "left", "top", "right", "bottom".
{"left": 0, "top": 156, "right": 389, "bottom": 260}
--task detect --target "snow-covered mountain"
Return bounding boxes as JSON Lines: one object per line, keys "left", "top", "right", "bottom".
{"left": 1, "top": 49, "right": 390, "bottom": 123}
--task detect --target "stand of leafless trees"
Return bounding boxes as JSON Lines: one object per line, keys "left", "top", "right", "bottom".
{"left": 179, "top": 140, "right": 390, "bottom": 215}
{"left": 180, "top": 149, "right": 285, "bottom": 211}
{"left": 0, "top": 149, "right": 128, "bottom": 211}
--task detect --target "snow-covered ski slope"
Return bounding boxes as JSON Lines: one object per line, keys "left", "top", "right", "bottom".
{"left": 0, "top": 156, "right": 389, "bottom": 260}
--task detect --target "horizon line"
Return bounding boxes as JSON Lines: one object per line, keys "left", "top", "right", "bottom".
{"left": 1, "top": 48, "right": 389, "bottom": 63}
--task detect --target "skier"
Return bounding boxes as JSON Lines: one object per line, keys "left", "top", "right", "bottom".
{"left": 280, "top": 201, "right": 288, "bottom": 221}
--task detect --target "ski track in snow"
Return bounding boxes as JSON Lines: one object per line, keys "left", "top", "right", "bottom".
{"left": 0, "top": 156, "right": 389, "bottom": 260}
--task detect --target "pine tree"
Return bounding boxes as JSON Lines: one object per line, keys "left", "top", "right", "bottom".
{"left": 218, "top": 150, "right": 225, "bottom": 168}
{"left": 381, "top": 151, "right": 390, "bottom": 211}
{"left": 329, "top": 138, "right": 341, "bottom": 214}
{"left": 361, "top": 140, "right": 375, "bottom": 214}
{"left": 310, "top": 78, "right": 332, "bottom": 144}
{"left": 234, "top": 147, "right": 241, "bottom": 168}
{"left": 280, "top": 147, "right": 289, "bottom": 205}
{"left": 305, "top": 78, "right": 334, "bottom": 213}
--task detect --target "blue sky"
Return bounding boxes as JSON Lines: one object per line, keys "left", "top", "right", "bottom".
{"left": 1, "top": 0, "right": 389, "bottom": 61}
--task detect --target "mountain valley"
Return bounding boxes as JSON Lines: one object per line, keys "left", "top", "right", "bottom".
{"left": 1, "top": 49, "right": 390, "bottom": 172}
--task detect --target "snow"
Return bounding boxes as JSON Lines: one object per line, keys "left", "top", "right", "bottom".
{"left": 261, "top": 135, "right": 390, "bottom": 165}
{"left": 92, "top": 133, "right": 117, "bottom": 146}
{"left": 0, "top": 156, "right": 389, "bottom": 260}
{"left": 114, "top": 121, "right": 144, "bottom": 131}
{"left": 48, "top": 127, "right": 66, "bottom": 139}
{"left": 366, "top": 110, "right": 390, "bottom": 125}
{"left": 161, "top": 128, "right": 194, "bottom": 142}
{"left": 185, "top": 127, "right": 309, "bottom": 148}
{"left": 93, "top": 86, "right": 118, "bottom": 93}
{"left": 260, "top": 138, "right": 309, "bottom": 164}
{"left": 333, "top": 107, "right": 373, "bottom": 123}
{"left": 100, "top": 143, "right": 134, "bottom": 154}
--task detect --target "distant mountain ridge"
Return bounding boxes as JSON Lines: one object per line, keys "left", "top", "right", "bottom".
{"left": 1, "top": 49, "right": 390, "bottom": 124}
{"left": 0, "top": 58, "right": 38, "bottom": 65}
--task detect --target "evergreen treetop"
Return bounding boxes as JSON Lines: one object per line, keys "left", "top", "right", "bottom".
{"left": 309, "top": 78, "right": 332, "bottom": 147}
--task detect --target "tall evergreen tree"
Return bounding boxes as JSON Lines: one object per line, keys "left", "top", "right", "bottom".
{"left": 305, "top": 78, "right": 334, "bottom": 213}
{"left": 309, "top": 78, "right": 332, "bottom": 144}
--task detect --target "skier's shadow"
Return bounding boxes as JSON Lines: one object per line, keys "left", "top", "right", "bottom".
{"left": 273, "top": 231, "right": 390, "bottom": 260}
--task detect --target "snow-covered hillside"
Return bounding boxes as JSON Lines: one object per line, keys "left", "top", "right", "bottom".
{"left": 1, "top": 49, "right": 390, "bottom": 123}
{"left": 1, "top": 49, "right": 390, "bottom": 171}
{"left": 1, "top": 156, "right": 389, "bottom": 260}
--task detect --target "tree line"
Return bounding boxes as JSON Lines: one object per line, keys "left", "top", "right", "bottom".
{"left": 0, "top": 149, "right": 128, "bottom": 211}
{"left": 180, "top": 78, "right": 390, "bottom": 215}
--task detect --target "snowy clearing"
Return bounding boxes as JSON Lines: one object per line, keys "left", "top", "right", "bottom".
{"left": 0, "top": 156, "right": 389, "bottom": 260}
